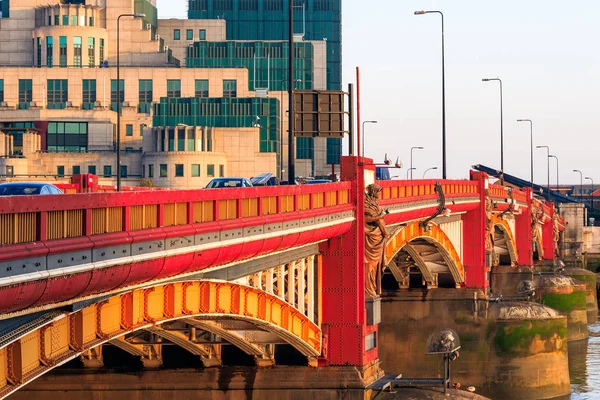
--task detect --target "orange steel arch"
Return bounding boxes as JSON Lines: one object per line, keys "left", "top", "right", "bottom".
{"left": 0, "top": 280, "right": 321, "bottom": 399}
{"left": 385, "top": 221, "right": 465, "bottom": 284}
{"left": 491, "top": 216, "right": 519, "bottom": 264}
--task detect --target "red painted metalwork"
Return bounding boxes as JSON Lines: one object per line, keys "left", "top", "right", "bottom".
{"left": 542, "top": 202, "right": 557, "bottom": 259}
{"left": 515, "top": 187, "right": 534, "bottom": 266}
{"left": 462, "top": 171, "right": 488, "bottom": 288}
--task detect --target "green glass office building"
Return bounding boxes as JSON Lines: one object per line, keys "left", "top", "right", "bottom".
{"left": 188, "top": 0, "right": 342, "bottom": 167}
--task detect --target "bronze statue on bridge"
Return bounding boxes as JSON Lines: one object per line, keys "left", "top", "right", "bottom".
{"left": 364, "top": 184, "right": 389, "bottom": 299}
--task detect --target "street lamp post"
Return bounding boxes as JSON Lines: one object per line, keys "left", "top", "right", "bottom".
{"left": 410, "top": 146, "right": 424, "bottom": 180}
{"left": 536, "top": 145, "right": 550, "bottom": 197}
{"left": 517, "top": 119, "right": 533, "bottom": 188}
{"left": 482, "top": 78, "right": 504, "bottom": 184}
{"left": 362, "top": 120, "right": 378, "bottom": 157}
{"left": 117, "top": 13, "right": 145, "bottom": 191}
{"left": 549, "top": 155, "right": 559, "bottom": 194}
{"left": 586, "top": 177, "right": 594, "bottom": 209}
{"left": 423, "top": 166, "right": 438, "bottom": 178}
{"left": 278, "top": 78, "right": 301, "bottom": 181}
{"left": 407, "top": 167, "right": 416, "bottom": 180}
{"left": 574, "top": 169, "right": 583, "bottom": 203}
{"left": 414, "top": 10, "right": 446, "bottom": 179}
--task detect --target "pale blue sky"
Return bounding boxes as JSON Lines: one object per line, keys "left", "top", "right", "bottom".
{"left": 156, "top": 0, "right": 600, "bottom": 184}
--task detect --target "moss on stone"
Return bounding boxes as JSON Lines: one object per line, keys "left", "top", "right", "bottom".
{"left": 542, "top": 291, "right": 586, "bottom": 312}
{"left": 493, "top": 319, "right": 567, "bottom": 356}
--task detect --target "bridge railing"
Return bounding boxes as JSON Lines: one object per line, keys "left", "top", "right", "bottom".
{"left": 488, "top": 183, "right": 529, "bottom": 205}
{"left": 377, "top": 179, "right": 480, "bottom": 202}
{"left": 0, "top": 183, "right": 351, "bottom": 247}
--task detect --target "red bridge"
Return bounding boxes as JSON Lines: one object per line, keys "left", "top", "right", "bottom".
{"left": 0, "top": 156, "right": 564, "bottom": 398}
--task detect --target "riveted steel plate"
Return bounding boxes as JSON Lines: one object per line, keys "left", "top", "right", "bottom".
{"left": 283, "top": 220, "right": 300, "bottom": 230}
{"left": 244, "top": 225, "right": 264, "bottom": 237}
{"left": 92, "top": 244, "right": 131, "bottom": 263}
{"left": 315, "top": 215, "right": 330, "bottom": 225}
{"left": 47, "top": 250, "right": 92, "bottom": 270}
{"left": 166, "top": 235, "right": 195, "bottom": 250}
{"left": 0, "top": 256, "right": 47, "bottom": 278}
{"left": 300, "top": 217, "right": 316, "bottom": 227}
{"left": 131, "top": 239, "right": 165, "bottom": 256}
{"left": 195, "top": 232, "right": 220, "bottom": 246}
{"left": 220, "top": 228, "right": 243, "bottom": 241}
{"left": 264, "top": 222, "right": 283, "bottom": 234}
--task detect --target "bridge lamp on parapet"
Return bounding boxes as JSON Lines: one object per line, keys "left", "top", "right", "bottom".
{"left": 516, "top": 119, "right": 534, "bottom": 189}
{"left": 423, "top": 166, "right": 438, "bottom": 179}
{"left": 549, "top": 155, "right": 559, "bottom": 195}
{"left": 362, "top": 120, "right": 378, "bottom": 158}
{"left": 116, "top": 12, "right": 146, "bottom": 191}
{"left": 536, "top": 145, "right": 550, "bottom": 199}
{"left": 414, "top": 10, "right": 447, "bottom": 179}
{"left": 482, "top": 78, "right": 504, "bottom": 185}
{"left": 410, "top": 146, "right": 424, "bottom": 180}
{"left": 406, "top": 167, "right": 416, "bottom": 180}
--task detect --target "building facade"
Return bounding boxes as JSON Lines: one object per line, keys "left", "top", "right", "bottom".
{"left": 0, "top": 0, "right": 334, "bottom": 189}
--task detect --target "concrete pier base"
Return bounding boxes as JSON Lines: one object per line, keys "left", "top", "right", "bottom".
{"left": 12, "top": 365, "right": 382, "bottom": 400}
{"left": 379, "top": 288, "right": 570, "bottom": 400}
{"left": 563, "top": 267, "right": 599, "bottom": 323}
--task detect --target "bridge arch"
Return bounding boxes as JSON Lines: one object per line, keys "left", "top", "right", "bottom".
{"left": 491, "top": 216, "right": 518, "bottom": 265}
{"left": 384, "top": 221, "right": 464, "bottom": 288}
{"left": 0, "top": 280, "right": 321, "bottom": 399}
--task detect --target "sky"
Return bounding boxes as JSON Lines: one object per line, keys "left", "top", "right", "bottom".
{"left": 156, "top": 0, "right": 600, "bottom": 184}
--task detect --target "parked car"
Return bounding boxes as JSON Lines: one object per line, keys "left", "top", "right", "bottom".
{"left": 205, "top": 178, "right": 253, "bottom": 189}
{"left": 305, "top": 179, "right": 332, "bottom": 184}
{"left": 0, "top": 182, "right": 64, "bottom": 195}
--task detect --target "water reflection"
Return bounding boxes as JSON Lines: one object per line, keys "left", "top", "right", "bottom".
{"left": 569, "top": 313, "right": 600, "bottom": 399}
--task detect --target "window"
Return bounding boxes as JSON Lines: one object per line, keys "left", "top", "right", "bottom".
{"left": 111, "top": 79, "right": 124, "bottom": 112}
{"left": 62, "top": 15, "right": 68, "bottom": 26}
{"left": 186, "top": 29, "right": 193, "bottom": 40}
{"left": 187, "top": 130, "right": 195, "bottom": 151}
{"left": 207, "top": 164, "right": 214, "bottom": 177}
{"left": 168, "top": 128, "right": 175, "bottom": 151}
{"left": 103, "top": 165, "right": 112, "bottom": 178}
{"left": 72, "top": 165, "right": 80, "bottom": 175}
{"left": 18, "top": 79, "right": 32, "bottom": 109}
{"left": 195, "top": 79, "right": 208, "bottom": 97}
{"left": 199, "top": 29, "right": 206, "bottom": 40}
{"left": 167, "top": 80, "right": 181, "bottom": 98}
{"left": 6, "top": 166, "right": 14, "bottom": 177}
{"left": 177, "top": 128, "right": 185, "bottom": 150}
{"left": 70, "top": 15, "right": 77, "bottom": 26}
{"left": 54, "top": 15, "right": 59, "bottom": 26}
{"left": 126, "top": 124, "right": 133, "bottom": 136}
{"left": 48, "top": 15, "right": 52, "bottom": 26}
{"left": 148, "top": 164, "right": 154, "bottom": 178}
{"left": 57, "top": 166, "right": 65, "bottom": 177}
{"left": 326, "top": 138, "right": 342, "bottom": 165}
{"left": 88, "top": 165, "right": 96, "bottom": 175}
{"left": 0, "top": 80, "right": 4, "bottom": 102}
{"left": 223, "top": 80, "right": 237, "bottom": 98}
{"left": 191, "top": 164, "right": 200, "bottom": 177}
{"left": 46, "top": 36, "right": 53, "bottom": 67}
{"left": 160, "top": 164, "right": 167, "bottom": 177}
{"left": 73, "top": 36, "right": 82, "bottom": 67}
{"left": 140, "top": 124, "right": 146, "bottom": 136}
{"left": 87, "top": 37, "right": 95, "bottom": 67}
{"left": 120, "top": 165, "right": 127, "bottom": 178}
{"left": 47, "top": 79, "right": 68, "bottom": 109}
{"left": 219, "top": 165, "right": 225, "bottom": 177}
{"left": 239, "top": 0, "right": 258, "bottom": 10}
{"left": 89, "top": 16, "right": 94, "bottom": 27}
{"left": 175, "top": 164, "right": 184, "bottom": 177}
{"left": 59, "top": 36, "right": 67, "bottom": 67}
{"left": 47, "top": 122, "right": 88, "bottom": 152}
{"left": 173, "top": 29, "right": 180, "bottom": 40}
{"left": 82, "top": 79, "right": 96, "bottom": 110}
{"left": 264, "top": 0, "right": 282, "bottom": 11}
{"left": 36, "top": 38, "right": 42, "bottom": 67}
{"left": 99, "top": 39, "right": 104, "bottom": 64}
{"left": 138, "top": 79, "right": 153, "bottom": 113}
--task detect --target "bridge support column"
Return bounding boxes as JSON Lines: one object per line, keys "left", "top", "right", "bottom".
{"left": 80, "top": 346, "right": 103, "bottom": 368}
{"left": 516, "top": 187, "right": 534, "bottom": 266}
{"left": 319, "top": 156, "right": 379, "bottom": 376}
{"left": 462, "top": 171, "right": 489, "bottom": 289}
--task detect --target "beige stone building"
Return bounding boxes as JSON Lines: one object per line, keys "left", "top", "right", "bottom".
{"left": 0, "top": 0, "right": 332, "bottom": 189}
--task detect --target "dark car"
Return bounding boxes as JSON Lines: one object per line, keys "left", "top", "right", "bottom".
{"left": 0, "top": 182, "right": 64, "bottom": 195}
{"left": 305, "top": 179, "right": 332, "bottom": 184}
{"left": 205, "top": 178, "right": 253, "bottom": 189}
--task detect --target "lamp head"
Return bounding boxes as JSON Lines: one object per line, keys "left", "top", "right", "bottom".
{"left": 383, "top": 153, "right": 391, "bottom": 165}
{"left": 395, "top": 157, "right": 403, "bottom": 169}
{"left": 414, "top": 10, "right": 427, "bottom": 15}
{"left": 482, "top": 78, "right": 490, "bottom": 82}
{"left": 133, "top": 13, "right": 146, "bottom": 18}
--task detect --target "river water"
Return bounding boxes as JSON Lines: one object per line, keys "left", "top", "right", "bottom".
{"left": 567, "top": 313, "right": 600, "bottom": 400}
